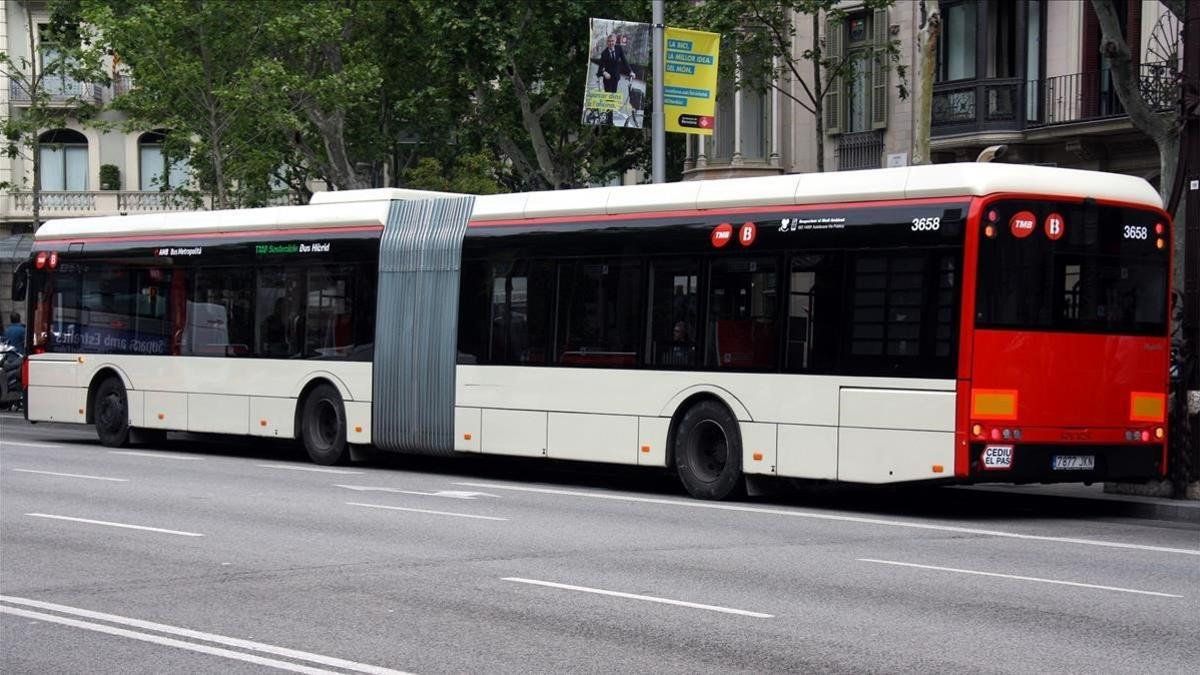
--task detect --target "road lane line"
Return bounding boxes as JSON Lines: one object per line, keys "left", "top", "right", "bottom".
{"left": 12, "top": 469, "right": 128, "bottom": 482}
{"left": 856, "top": 558, "right": 1183, "bottom": 598}
{"left": 0, "top": 596, "right": 411, "bottom": 675}
{"left": 0, "top": 606, "right": 336, "bottom": 675}
{"left": 109, "top": 450, "right": 202, "bottom": 461}
{"left": 346, "top": 502, "right": 507, "bottom": 521}
{"left": 258, "top": 464, "right": 363, "bottom": 475}
{"left": 25, "top": 513, "right": 203, "bottom": 537}
{"left": 502, "top": 577, "right": 773, "bottom": 618}
{"left": 2, "top": 441, "right": 67, "bottom": 449}
{"left": 455, "top": 482, "right": 1200, "bottom": 557}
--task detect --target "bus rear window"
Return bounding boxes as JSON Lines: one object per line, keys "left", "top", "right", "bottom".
{"left": 975, "top": 200, "right": 1168, "bottom": 336}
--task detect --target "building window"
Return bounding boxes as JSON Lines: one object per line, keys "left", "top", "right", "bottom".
{"left": 138, "top": 131, "right": 190, "bottom": 191}
{"left": 825, "top": 8, "right": 889, "bottom": 135}
{"left": 38, "top": 129, "right": 88, "bottom": 191}
{"left": 938, "top": 1, "right": 978, "bottom": 82}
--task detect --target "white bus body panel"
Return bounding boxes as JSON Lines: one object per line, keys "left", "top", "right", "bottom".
{"left": 837, "top": 388, "right": 956, "bottom": 483}
{"left": 456, "top": 365, "right": 955, "bottom": 483}
{"left": 27, "top": 354, "right": 371, "bottom": 442}
{"left": 481, "top": 408, "right": 546, "bottom": 457}
{"left": 547, "top": 412, "right": 638, "bottom": 465}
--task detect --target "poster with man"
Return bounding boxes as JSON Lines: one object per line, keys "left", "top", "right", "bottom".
{"left": 581, "top": 18, "right": 649, "bottom": 129}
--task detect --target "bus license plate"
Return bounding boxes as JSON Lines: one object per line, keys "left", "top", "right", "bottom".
{"left": 1052, "top": 455, "right": 1095, "bottom": 470}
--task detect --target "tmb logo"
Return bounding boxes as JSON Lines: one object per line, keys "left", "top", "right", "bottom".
{"left": 711, "top": 223, "right": 733, "bottom": 248}
{"left": 1009, "top": 211, "right": 1036, "bottom": 238}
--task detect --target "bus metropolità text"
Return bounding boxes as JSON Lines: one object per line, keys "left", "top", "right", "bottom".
{"left": 19, "top": 163, "right": 1171, "bottom": 499}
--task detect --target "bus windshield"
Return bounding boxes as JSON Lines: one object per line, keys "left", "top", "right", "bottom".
{"left": 975, "top": 199, "right": 1168, "bottom": 336}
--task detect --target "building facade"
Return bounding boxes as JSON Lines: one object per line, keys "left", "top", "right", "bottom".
{"left": 684, "top": 0, "right": 1179, "bottom": 188}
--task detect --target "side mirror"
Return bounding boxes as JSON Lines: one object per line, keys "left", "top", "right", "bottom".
{"left": 11, "top": 261, "right": 28, "bottom": 302}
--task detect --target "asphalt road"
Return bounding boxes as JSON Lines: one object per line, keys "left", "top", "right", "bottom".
{"left": 2, "top": 411, "right": 1198, "bottom": 674}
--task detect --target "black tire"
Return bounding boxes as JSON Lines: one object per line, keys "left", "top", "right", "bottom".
{"left": 94, "top": 377, "right": 130, "bottom": 448}
{"left": 300, "top": 383, "right": 349, "bottom": 465}
{"left": 673, "top": 400, "right": 743, "bottom": 500}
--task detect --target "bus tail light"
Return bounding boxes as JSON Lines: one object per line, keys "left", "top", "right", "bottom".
{"left": 1130, "top": 392, "right": 1165, "bottom": 423}
{"left": 21, "top": 358, "right": 29, "bottom": 389}
{"left": 1155, "top": 427, "right": 1164, "bottom": 439}
{"left": 971, "top": 424, "right": 983, "bottom": 437}
{"left": 1141, "top": 430, "right": 1151, "bottom": 442}
{"left": 35, "top": 251, "right": 47, "bottom": 269}
{"left": 972, "top": 389, "right": 1017, "bottom": 420}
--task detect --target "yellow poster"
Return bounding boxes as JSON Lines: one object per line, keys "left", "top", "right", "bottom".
{"left": 664, "top": 27, "right": 721, "bottom": 135}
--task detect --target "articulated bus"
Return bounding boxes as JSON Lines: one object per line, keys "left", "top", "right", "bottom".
{"left": 17, "top": 163, "right": 1171, "bottom": 500}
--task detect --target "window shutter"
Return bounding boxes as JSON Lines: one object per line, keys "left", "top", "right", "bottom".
{"left": 871, "top": 8, "right": 889, "bottom": 130}
{"left": 824, "top": 16, "right": 843, "bottom": 135}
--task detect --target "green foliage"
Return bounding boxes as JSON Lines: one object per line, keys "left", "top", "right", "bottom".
{"left": 415, "top": 0, "right": 653, "bottom": 190}
{"left": 403, "top": 153, "right": 506, "bottom": 195}
{"left": 676, "top": 0, "right": 906, "bottom": 106}
{"left": 99, "top": 163, "right": 120, "bottom": 189}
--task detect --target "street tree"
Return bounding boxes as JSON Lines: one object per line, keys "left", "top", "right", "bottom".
{"left": 1090, "top": 0, "right": 1193, "bottom": 495}
{"left": 0, "top": 7, "right": 105, "bottom": 228}
{"left": 417, "top": 0, "right": 653, "bottom": 190}
{"left": 76, "top": 0, "right": 297, "bottom": 209}
{"left": 911, "top": 0, "right": 940, "bottom": 166}
{"left": 678, "top": 0, "right": 906, "bottom": 173}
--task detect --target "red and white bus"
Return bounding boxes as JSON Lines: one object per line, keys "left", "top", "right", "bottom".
{"left": 17, "top": 163, "right": 1171, "bottom": 499}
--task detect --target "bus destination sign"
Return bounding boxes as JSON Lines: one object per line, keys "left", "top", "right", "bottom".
{"left": 255, "top": 242, "right": 332, "bottom": 256}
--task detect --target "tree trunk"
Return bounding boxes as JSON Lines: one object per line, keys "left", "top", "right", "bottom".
{"left": 27, "top": 18, "right": 41, "bottom": 230}
{"left": 912, "top": 0, "right": 941, "bottom": 166}
{"left": 813, "top": 13, "right": 824, "bottom": 173}
{"left": 1090, "top": 0, "right": 1181, "bottom": 288}
{"left": 306, "top": 108, "right": 370, "bottom": 190}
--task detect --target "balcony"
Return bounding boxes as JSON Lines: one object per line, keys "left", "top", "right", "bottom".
{"left": 1027, "top": 61, "right": 1177, "bottom": 128}
{"left": 9, "top": 78, "right": 105, "bottom": 107}
{"left": 933, "top": 62, "right": 1178, "bottom": 141}
{"left": 1, "top": 190, "right": 297, "bottom": 221}
{"left": 113, "top": 74, "right": 134, "bottom": 97}
{"left": 932, "top": 77, "right": 1026, "bottom": 137}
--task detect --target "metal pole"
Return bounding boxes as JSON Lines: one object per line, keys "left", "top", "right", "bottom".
{"left": 1179, "top": 0, "right": 1200, "bottom": 491}
{"left": 652, "top": 0, "right": 665, "bottom": 183}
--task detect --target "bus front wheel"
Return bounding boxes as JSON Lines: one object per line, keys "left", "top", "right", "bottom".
{"left": 94, "top": 377, "right": 131, "bottom": 448}
{"left": 300, "top": 383, "right": 349, "bottom": 465}
{"left": 674, "top": 400, "right": 743, "bottom": 500}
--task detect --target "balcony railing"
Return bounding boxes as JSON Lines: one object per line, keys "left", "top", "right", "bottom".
{"left": 113, "top": 74, "right": 134, "bottom": 97}
{"left": 1028, "top": 61, "right": 1178, "bottom": 127}
{"left": 9, "top": 79, "right": 104, "bottom": 107}
{"left": 3, "top": 190, "right": 300, "bottom": 220}
{"left": 932, "top": 77, "right": 1025, "bottom": 133}
{"left": 837, "top": 130, "right": 885, "bottom": 171}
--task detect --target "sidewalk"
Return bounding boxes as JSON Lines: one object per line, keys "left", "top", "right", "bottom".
{"left": 958, "top": 482, "right": 1200, "bottom": 524}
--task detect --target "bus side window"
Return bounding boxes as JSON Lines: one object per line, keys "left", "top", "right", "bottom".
{"left": 785, "top": 252, "right": 842, "bottom": 373}
{"left": 706, "top": 257, "right": 779, "bottom": 370}
{"left": 646, "top": 259, "right": 699, "bottom": 368}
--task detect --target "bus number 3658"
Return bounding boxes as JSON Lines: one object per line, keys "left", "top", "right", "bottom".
{"left": 911, "top": 217, "right": 941, "bottom": 231}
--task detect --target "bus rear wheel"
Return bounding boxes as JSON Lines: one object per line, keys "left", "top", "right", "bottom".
{"left": 300, "top": 383, "right": 349, "bottom": 465}
{"left": 94, "top": 377, "right": 131, "bottom": 448}
{"left": 674, "top": 400, "right": 743, "bottom": 500}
